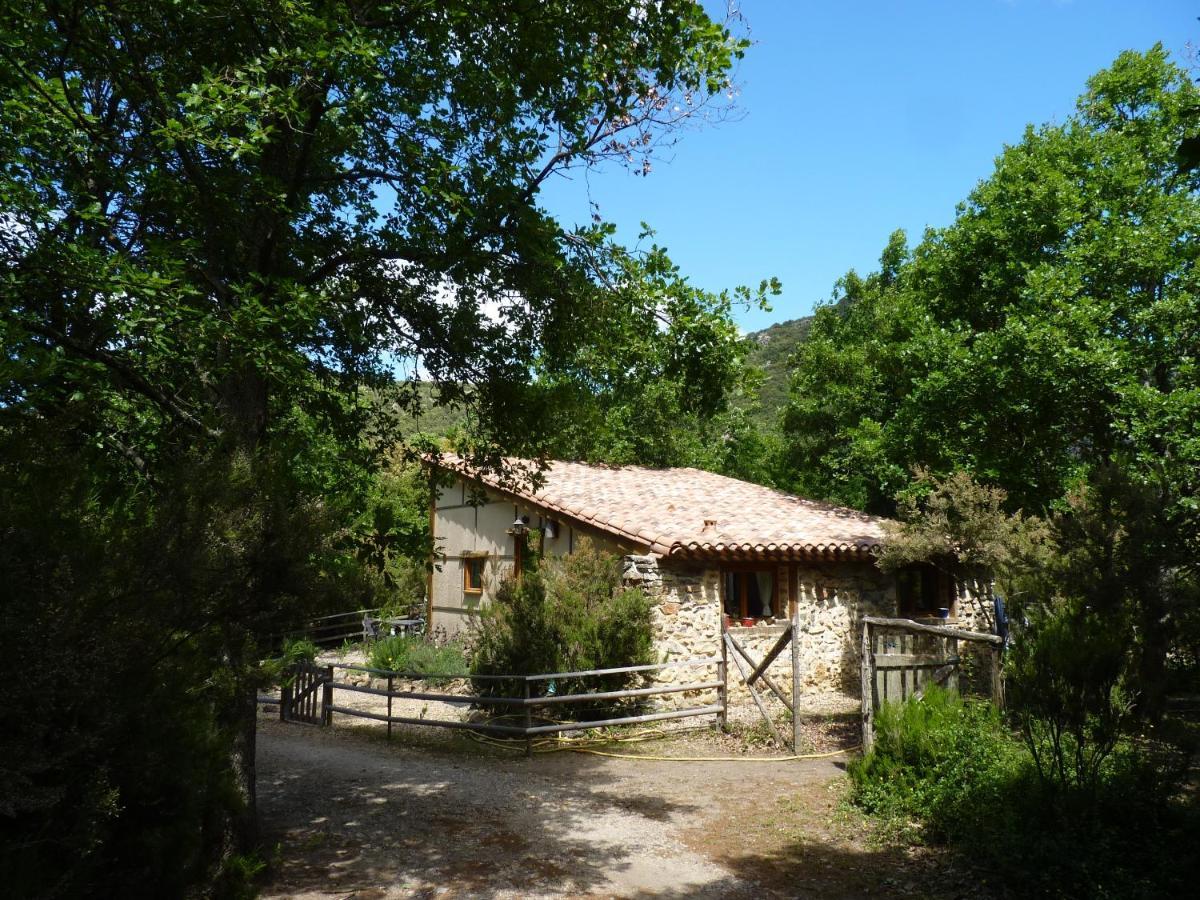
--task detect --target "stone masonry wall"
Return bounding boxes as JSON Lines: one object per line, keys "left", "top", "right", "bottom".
{"left": 791, "top": 561, "right": 896, "bottom": 694}
{"left": 621, "top": 555, "right": 722, "bottom": 709}
{"left": 621, "top": 555, "right": 997, "bottom": 711}
{"left": 622, "top": 555, "right": 900, "bottom": 710}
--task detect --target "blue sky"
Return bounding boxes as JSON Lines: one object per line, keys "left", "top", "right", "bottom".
{"left": 537, "top": 1, "right": 1199, "bottom": 332}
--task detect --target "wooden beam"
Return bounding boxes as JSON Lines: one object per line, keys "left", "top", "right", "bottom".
{"left": 861, "top": 621, "right": 875, "bottom": 754}
{"left": 874, "top": 655, "right": 960, "bottom": 669}
{"left": 910, "top": 661, "right": 957, "bottom": 702}
{"left": 747, "top": 623, "right": 793, "bottom": 685}
{"left": 717, "top": 620, "right": 728, "bottom": 730}
{"left": 791, "top": 602, "right": 802, "bottom": 753}
{"left": 861, "top": 616, "right": 1002, "bottom": 645}
{"left": 523, "top": 705, "right": 724, "bottom": 735}
{"left": 321, "top": 665, "right": 334, "bottom": 726}
{"left": 724, "top": 632, "right": 785, "bottom": 748}
{"left": 725, "top": 630, "right": 793, "bottom": 712}
{"left": 522, "top": 656, "right": 721, "bottom": 681}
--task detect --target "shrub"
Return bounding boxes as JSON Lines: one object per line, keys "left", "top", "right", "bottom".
{"left": 850, "top": 686, "right": 1023, "bottom": 841}
{"left": 469, "top": 540, "right": 655, "bottom": 703}
{"left": 850, "top": 686, "right": 1198, "bottom": 897}
{"left": 259, "top": 637, "right": 322, "bottom": 687}
{"left": 367, "top": 635, "right": 468, "bottom": 683}
{"left": 1005, "top": 598, "right": 1134, "bottom": 797}
{"left": 280, "top": 637, "right": 319, "bottom": 665}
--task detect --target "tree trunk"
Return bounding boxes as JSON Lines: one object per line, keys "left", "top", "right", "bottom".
{"left": 208, "top": 360, "right": 272, "bottom": 875}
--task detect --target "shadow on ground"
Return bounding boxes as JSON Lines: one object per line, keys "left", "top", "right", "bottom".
{"left": 256, "top": 712, "right": 991, "bottom": 898}
{"left": 257, "top": 716, "right": 730, "bottom": 897}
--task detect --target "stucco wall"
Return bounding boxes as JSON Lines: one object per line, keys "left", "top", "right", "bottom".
{"left": 430, "top": 480, "right": 515, "bottom": 638}
{"left": 429, "top": 476, "right": 637, "bottom": 637}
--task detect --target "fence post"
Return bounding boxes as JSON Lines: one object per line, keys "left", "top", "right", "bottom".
{"left": 387, "top": 674, "right": 394, "bottom": 740}
{"left": 717, "top": 621, "right": 728, "bottom": 731}
{"left": 860, "top": 620, "right": 874, "bottom": 754}
{"left": 790, "top": 604, "right": 801, "bottom": 753}
{"left": 280, "top": 664, "right": 293, "bottom": 722}
{"left": 321, "top": 665, "right": 333, "bottom": 726}
{"left": 523, "top": 679, "right": 533, "bottom": 759}
{"left": 947, "top": 636, "right": 959, "bottom": 695}
{"left": 990, "top": 647, "right": 1005, "bottom": 709}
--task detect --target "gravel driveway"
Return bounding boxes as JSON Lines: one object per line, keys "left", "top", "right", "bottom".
{"left": 256, "top": 714, "right": 850, "bottom": 899}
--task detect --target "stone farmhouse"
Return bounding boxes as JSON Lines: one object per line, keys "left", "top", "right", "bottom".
{"left": 427, "top": 455, "right": 971, "bottom": 696}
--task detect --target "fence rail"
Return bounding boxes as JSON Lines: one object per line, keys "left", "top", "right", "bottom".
{"left": 278, "top": 655, "right": 725, "bottom": 755}
{"left": 270, "top": 608, "right": 380, "bottom": 648}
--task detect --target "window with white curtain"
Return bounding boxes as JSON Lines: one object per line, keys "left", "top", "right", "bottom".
{"left": 723, "top": 569, "right": 776, "bottom": 621}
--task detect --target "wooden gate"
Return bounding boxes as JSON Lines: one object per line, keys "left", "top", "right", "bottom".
{"left": 280, "top": 661, "right": 333, "bottom": 726}
{"left": 860, "top": 617, "right": 1003, "bottom": 752}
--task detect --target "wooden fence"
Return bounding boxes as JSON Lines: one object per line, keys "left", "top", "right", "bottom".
{"left": 860, "top": 616, "right": 1004, "bottom": 753}
{"left": 275, "top": 608, "right": 380, "bottom": 648}
{"left": 279, "top": 660, "right": 332, "bottom": 726}
{"left": 280, "top": 656, "right": 725, "bottom": 756}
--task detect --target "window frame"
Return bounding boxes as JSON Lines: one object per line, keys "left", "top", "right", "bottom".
{"left": 463, "top": 555, "right": 486, "bottom": 595}
{"left": 721, "top": 565, "right": 778, "bottom": 622}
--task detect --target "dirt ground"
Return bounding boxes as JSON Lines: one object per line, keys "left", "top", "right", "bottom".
{"left": 257, "top": 710, "right": 990, "bottom": 899}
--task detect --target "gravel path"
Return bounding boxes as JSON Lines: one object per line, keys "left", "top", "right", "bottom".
{"left": 256, "top": 714, "right": 848, "bottom": 899}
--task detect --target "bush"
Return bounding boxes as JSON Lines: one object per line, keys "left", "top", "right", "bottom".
{"left": 850, "top": 687, "right": 1023, "bottom": 841}
{"left": 367, "top": 635, "right": 468, "bottom": 683}
{"left": 1006, "top": 598, "right": 1134, "bottom": 796}
{"left": 850, "top": 687, "right": 1198, "bottom": 897}
{"left": 469, "top": 540, "right": 655, "bottom": 704}
{"left": 280, "top": 637, "right": 319, "bottom": 665}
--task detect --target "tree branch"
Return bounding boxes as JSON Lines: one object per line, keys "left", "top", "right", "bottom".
{"left": 18, "top": 319, "right": 221, "bottom": 438}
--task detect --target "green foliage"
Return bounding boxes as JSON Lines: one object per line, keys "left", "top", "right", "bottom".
{"left": 851, "top": 688, "right": 1022, "bottom": 842}
{"left": 367, "top": 636, "right": 468, "bottom": 684}
{"left": 780, "top": 46, "right": 1200, "bottom": 728}
{"left": 528, "top": 235, "right": 780, "bottom": 469}
{"left": 878, "top": 467, "right": 1196, "bottom": 780}
{"left": 216, "top": 852, "right": 270, "bottom": 900}
{"left": 354, "top": 452, "right": 433, "bottom": 610}
{"left": 877, "top": 469, "right": 1055, "bottom": 609}
{"left": 1006, "top": 467, "right": 1200, "bottom": 720}
{"left": 470, "top": 541, "right": 655, "bottom": 702}
{"left": 782, "top": 47, "right": 1200, "bottom": 536}
{"left": 737, "top": 316, "right": 815, "bottom": 428}
{"left": 851, "top": 687, "right": 1198, "bottom": 898}
{"left": 280, "top": 638, "right": 319, "bottom": 665}
{"left": 0, "top": 3, "right": 752, "bottom": 892}
{"left": 0, "top": 422, "right": 375, "bottom": 897}
{"left": 1006, "top": 598, "right": 1133, "bottom": 795}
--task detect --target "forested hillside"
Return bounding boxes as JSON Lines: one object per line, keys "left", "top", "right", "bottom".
{"left": 738, "top": 316, "right": 812, "bottom": 427}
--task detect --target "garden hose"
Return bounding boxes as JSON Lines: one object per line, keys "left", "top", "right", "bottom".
{"left": 461, "top": 714, "right": 857, "bottom": 761}
{"left": 567, "top": 746, "right": 858, "bottom": 762}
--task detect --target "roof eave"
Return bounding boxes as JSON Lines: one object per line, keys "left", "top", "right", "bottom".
{"left": 665, "top": 542, "right": 882, "bottom": 564}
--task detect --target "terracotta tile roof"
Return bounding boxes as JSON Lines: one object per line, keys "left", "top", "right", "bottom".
{"left": 432, "top": 455, "right": 889, "bottom": 561}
